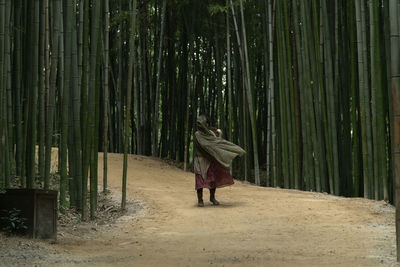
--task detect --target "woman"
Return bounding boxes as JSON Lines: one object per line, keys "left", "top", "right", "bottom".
{"left": 193, "top": 115, "right": 245, "bottom": 207}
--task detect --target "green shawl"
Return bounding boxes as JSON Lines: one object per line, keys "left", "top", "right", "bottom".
{"left": 194, "top": 116, "right": 246, "bottom": 169}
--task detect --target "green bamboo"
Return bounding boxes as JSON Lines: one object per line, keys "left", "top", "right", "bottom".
{"left": 388, "top": 0, "right": 400, "bottom": 260}
{"left": 293, "top": 0, "right": 310, "bottom": 191}
{"left": 355, "top": 0, "right": 372, "bottom": 198}
{"left": 348, "top": 0, "right": 360, "bottom": 196}
{"left": 337, "top": 1, "right": 353, "bottom": 196}
{"left": 243, "top": 86, "right": 249, "bottom": 182}
{"left": 369, "top": 0, "right": 379, "bottom": 200}
{"left": 0, "top": 0, "right": 4, "bottom": 188}
{"left": 0, "top": 0, "right": 396, "bottom": 227}
{"left": 299, "top": 0, "right": 319, "bottom": 191}
{"left": 362, "top": 0, "right": 374, "bottom": 198}
{"left": 310, "top": 0, "right": 326, "bottom": 192}
{"left": 135, "top": 18, "right": 140, "bottom": 155}
{"left": 373, "top": 1, "right": 387, "bottom": 201}
{"left": 14, "top": 0, "right": 23, "bottom": 179}
{"left": 215, "top": 33, "right": 223, "bottom": 133}
{"left": 116, "top": 0, "right": 123, "bottom": 153}
{"left": 90, "top": 35, "right": 102, "bottom": 219}
{"left": 4, "top": 0, "right": 12, "bottom": 183}
{"left": 81, "top": 0, "right": 91, "bottom": 219}
{"left": 383, "top": 0, "right": 392, "bottom": 202}
{"left": 152, "top": 0, "right": 166, "bottom": 157}
{"left": 276, "top": 1, "right": 289, "bottom": 188}
{"left": 3, "top": 0, "right": 11, "bottom": 187}
{"left": 70, "top": 3, "right": 82, "bottom": 209}
{"left": 321, "top": 0, "right": 340, "bottom": 195}
{"left": 317, "top": 0, "right": 330, "bottom": 193}
{"left": 60, "top": 0, "right": 73, "bottom": 210}
{"left": 85, "top": 0, "right": 101, "bottom": 219}
{"left": 45, "top": 0, "right": 60, "bottom": 190}
{"left": 122, "top": 0, "right": 137, "bottom": 210}
{"left": 261, "top": 0, "right": 269, "bottom": 185}
{"left": 230, "top": 1, "right": 248, "bottom": 181}
{"left": 183, "top": 37, "right": 192, "bottom": 171}
{"left": 226, "top": 3, "right": 233, "bottom": 143}
{"left": 103, "top": 0, "right": 110, "bottom": 192}
{"left": 280, "top": 0, "right": 294, "bottom": 189}
{"left": 26, "top": 0, "right": 40, "bottom": 189}
{"left": 229, "top": 0, "right": 260, "bottom": 184}
{"left": 289, "top": 1, "right": 301, "bottom": 191}
{"left": 239, "top": 0, "right": 260, "bottom": 185}
{"left": 38, "top": 0, "right": 46, "bottom": 184}
{"left": 269, "top": 0, "right": 277, "bottom": 187}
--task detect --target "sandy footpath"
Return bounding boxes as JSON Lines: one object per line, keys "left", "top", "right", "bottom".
{"left": 1, "top": 152, "right": 398, "bottom": 266}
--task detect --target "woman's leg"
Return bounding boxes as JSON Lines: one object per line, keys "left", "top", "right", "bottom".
{"left": 209, "top": 188, "right": 219, "bottom": 205}
{"left": 197, "top": 188, "right": 204, "bottom": 207}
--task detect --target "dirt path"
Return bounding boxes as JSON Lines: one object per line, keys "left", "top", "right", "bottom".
{"left": 3, "top": 153, "right": 398, "bottom": 266}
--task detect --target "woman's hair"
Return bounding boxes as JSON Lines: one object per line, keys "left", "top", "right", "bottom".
{"left": 198, "top": 114, "right": 209, "bottom": 125}
{"left": 197, "top": 114, "right": 210, "bottom": 131}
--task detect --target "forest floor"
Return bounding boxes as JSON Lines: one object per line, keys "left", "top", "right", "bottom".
{"left": 0, "top": 153, "right": 399, "bottom": 267}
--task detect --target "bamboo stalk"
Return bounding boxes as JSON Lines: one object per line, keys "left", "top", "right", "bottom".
{"left": 103, "top": 0, "right": 110, "bottom": 192}
{"left": 122, "top": 0, "right": 137, "bottom": 210}
{"left": 388, "top": 0, "right": 400, "bottom": 261}
{"left": 0, "top": 0, "right": 4, "bottom": 188}
{"left": 152, "top": 0, "right": 166, "bottom": 157}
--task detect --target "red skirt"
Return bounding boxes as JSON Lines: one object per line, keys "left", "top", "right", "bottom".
{"left": 195, "top": 161, "right": 234, "bottom": 190}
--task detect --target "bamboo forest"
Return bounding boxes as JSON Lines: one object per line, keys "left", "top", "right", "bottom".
{"left": 1, "top": 0, "right": 400, "bottom": 265}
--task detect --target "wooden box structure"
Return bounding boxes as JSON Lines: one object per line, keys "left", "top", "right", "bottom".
{"left": 0, "top": 189, "right": 58, "bottom": 239}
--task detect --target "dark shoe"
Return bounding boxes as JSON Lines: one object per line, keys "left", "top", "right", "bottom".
{"left": 197, "top": 189, "right": 204, "bottom": 207}
{"left": 210, "top": 188, "right": 220, "bottom": 205}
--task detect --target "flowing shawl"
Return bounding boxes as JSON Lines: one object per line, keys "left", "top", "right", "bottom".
{"left": 194, "top": 116, "right": 245, "bottom": 179}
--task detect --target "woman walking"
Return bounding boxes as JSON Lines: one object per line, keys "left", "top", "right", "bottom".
{"left": 193, "top": 115, "right": 245, "bottom": 207}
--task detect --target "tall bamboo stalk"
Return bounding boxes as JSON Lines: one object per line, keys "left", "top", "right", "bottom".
{"left": 103, "top": 0, "right": 110, "bottom": 192}
{"left": 90, "top": 37, "right": 102, "bottom": 219}
{"left": 183, "top": 39, "right": 192, "bottom": 172}
{"left": 122, "top": 0, "right": 137, "bottom": 210}
{"left": 369, "top": 0, "right": 379, "bottom": 200}
{"left": 355, "top": 0, "right": 371, "bottom": 198}
{"left": 14, "top": 0, "right": 23, "bottom": 180}
{"left": 60, "top": 0, "right": 73, "bottom": 210}
{"left": 27, "top": 0, "right": 40, "bottom": 189}
{"left": 227, "top": 2, "right": 233, "bottom": 143}
{"left": 152, "top": 0, "right": 166, "bottom": 157}
{"left": 45, "top": 0, "right": 60, "bottom": 190}
{"left": 70, "top": 0, "right": 82, "bottom": 209}
{"left": 89, "top": 0, "right": 101, "bottom": 219}
{"left": 38, "top": 0, "right": 46, "bottom": 184}
{"left": 4, "top": 0, "right": 12, "bottom": 188}
{"left": 372, "top": 0, "right": 387, "bottom": 201}
{"left": 388, "top": 0, "right": 400, "bottom": 261}
{"left": 321, "top": 0, "right": 340, "bottom": 195}
{"left": 239, "top": 0, "right": 260, "bottom": 185}
{"left": 276, "top": 0, "right": 290, "bottom": 188}
{"left": 362, "top": 0, "right": 374, "bottom": 198}
{"left": 268, "top": 0, "right": 276, "bottom": 187}
{"left": 0, "top": 0, "right": 4, "bottom": 188}
{"left": 80, "top": 0, "right": 90, "bottom": 219}
{"left": 292, "top": 0, "right": 308, "bottom": 190}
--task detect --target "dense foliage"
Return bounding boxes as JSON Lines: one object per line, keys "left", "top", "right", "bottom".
{"left": 0, "top": 0, "right": 398, "bottom": 220}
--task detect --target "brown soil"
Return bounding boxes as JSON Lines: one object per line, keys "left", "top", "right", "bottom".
{"left": 1, "top": 153, "right": 398, "bottom": 266}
